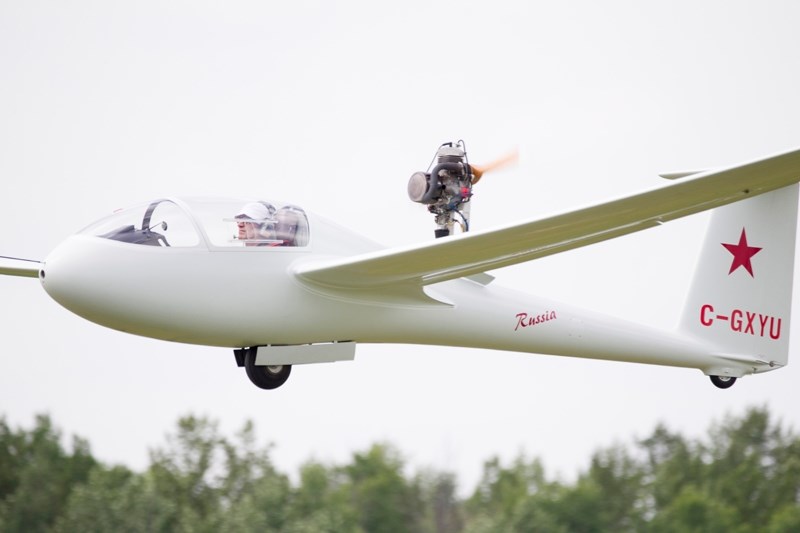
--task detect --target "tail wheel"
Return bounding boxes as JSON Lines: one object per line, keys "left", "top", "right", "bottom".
{"left": 244, "top": 348, "right": 292, "bottom": 390}
{"left": 710, "top": 375, "right": 737, "bottom": 389}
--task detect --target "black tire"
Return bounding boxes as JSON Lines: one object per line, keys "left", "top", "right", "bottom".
{"left": 244, "top": 348, "right": 292, "bottom": 390}
{"left": 710, "top": 375, "right": 737, "bottom": 389}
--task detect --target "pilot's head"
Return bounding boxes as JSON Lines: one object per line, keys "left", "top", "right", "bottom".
{"left": 235, "top": 202, "right": 275, "bottom": 245}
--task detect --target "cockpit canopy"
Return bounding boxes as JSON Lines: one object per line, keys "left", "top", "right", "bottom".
{"left": 80, "top": 198, "right": 310, "bottom": 249}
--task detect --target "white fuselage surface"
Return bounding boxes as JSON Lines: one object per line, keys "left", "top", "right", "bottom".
{"left": 40, "top": 197, "right": 741, "bottom": 379}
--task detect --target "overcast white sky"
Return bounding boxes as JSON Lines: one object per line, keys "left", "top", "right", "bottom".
{"left": 3, "top": 0, "right": 800, "bottom": 492}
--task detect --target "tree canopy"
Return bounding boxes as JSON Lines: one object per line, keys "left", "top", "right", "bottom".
{"left": 0, "top": 406, "right": 798, "bottom": 532}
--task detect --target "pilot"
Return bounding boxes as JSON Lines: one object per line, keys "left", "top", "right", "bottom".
{"left": 235, "top": 202, "right": 276, "bottom": 246}
{"left": 274, "top": 205, "right": 309, "bottom": 246}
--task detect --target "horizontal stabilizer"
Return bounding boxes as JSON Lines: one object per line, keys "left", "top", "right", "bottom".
{"left": 659, "top": 170, "right": 704, "bottom": 180}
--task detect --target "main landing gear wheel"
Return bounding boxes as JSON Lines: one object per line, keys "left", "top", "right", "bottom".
{"left": 710, "top": 375, "right": 737, "bottom": 389}
{"left": 244, "top": 348, "right": 292, "bottom": 390}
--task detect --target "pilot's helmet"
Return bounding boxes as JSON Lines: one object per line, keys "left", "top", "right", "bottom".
{"left": 236, "top": 202, "right": 276, "bottom": 239}
{"left": 275, "top": 205, "right": 309, "bottom": 246}
{"left": 236, "top": 202, "right": 273, "bottom": 223}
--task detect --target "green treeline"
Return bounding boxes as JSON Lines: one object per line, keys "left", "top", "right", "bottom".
{"left": 1, "top": 406, "right": 799, "bottom": 532}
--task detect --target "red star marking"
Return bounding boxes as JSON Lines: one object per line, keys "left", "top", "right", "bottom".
{"left": 721, "top": 228, "right": 762, "bottom": 277}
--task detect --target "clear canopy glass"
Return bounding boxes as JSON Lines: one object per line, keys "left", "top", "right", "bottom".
{"left": 80, "top": 198, "right": 310, "bottom": 249}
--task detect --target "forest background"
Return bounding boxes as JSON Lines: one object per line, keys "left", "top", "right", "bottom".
{"left": 1, "top": 406, "right": 799, "bottom": 533}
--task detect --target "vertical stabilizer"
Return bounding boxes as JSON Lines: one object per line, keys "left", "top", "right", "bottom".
{"left": 680, "top": 184, "right": 799, "bottom": 370}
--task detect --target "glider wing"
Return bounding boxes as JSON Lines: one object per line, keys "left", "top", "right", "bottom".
{"left": 296, "top": 147, "right": 800, "bottom": 289}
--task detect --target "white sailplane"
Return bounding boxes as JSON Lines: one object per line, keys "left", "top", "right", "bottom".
{"left": 2, "top": 142, "right": 799, "bottom": 390}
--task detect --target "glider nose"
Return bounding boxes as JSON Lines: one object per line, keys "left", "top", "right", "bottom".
{"left": 40, "top": 236, "right": 109, "bottom": 323}
{"left": 41, "top": 238, "right": 86, "bottom": 312}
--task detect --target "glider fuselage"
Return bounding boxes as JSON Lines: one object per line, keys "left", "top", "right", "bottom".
{"left": 40, "top": 220, "right": 746, "bottom": 379}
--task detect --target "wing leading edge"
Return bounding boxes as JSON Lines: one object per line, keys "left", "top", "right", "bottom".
{"left": 296, "top": 147, "right": 800, "bottom": 290}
